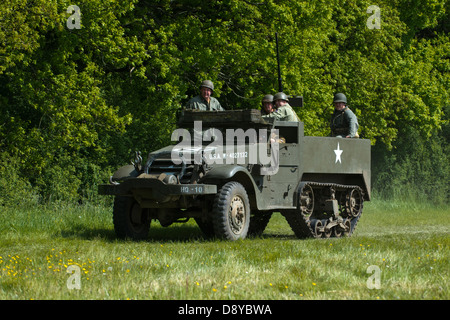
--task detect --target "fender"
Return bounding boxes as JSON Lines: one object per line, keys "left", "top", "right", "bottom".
{"left": 111, "top": 165, "right": 139, "bottom": 183}
{"left": 202, "top": 165, "right": 250, "bottom": 181}
{"left": 202, "top": 165, "right": 260, "bottom": 207}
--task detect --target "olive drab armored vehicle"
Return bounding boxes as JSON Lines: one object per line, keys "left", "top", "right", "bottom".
{"left": 98, "top": 109, "right": 371, "bottom": 241}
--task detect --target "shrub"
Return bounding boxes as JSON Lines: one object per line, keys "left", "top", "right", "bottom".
{"left": 0, "top": 155, "right": 39, "bottom": 207}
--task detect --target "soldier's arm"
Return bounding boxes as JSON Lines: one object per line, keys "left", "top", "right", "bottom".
{"left": 287, "top": 106, "right": 300, "bottom": 122}
{"left": 214, "top": 98, "right": 224, "bottom": 111}
{"left": 346, "top": 111, "right": 359, "bottom": 138}
{"left": 185, "top": 100, "right": 195, "bottom": 109}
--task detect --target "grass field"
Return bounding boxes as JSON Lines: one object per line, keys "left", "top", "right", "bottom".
{"left": 0, "top": 199, "right": 448, "bottom": 300}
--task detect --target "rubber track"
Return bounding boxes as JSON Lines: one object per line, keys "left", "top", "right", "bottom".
{"left": 283, "top": 182, "right": 364, "bottom": 239}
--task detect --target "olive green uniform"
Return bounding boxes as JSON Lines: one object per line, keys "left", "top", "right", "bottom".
{"left": 330, "top": 107, "right": 359, "bottom": 138}
{"left": 262, "top": 104, "right": 299, "bottom": 122}
{"left": 185, "top": 95, "right": 224, "bottom": 111}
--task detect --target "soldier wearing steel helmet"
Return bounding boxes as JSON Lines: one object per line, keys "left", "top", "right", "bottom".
{"left": 262, "top": 92, "right": 299, "bottom": 122}
{"left": 261, "top": 94, "right": 274, "bottom": 115}
{"left": 330, "top": 93, "right": 359, "bottom": 138}
{"left": 185, "top": 80, "right": 224, "bottom": 111}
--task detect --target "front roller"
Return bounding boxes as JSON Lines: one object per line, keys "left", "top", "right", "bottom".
{"left": 283, "top": 182, "right": 317, "bottom": 238}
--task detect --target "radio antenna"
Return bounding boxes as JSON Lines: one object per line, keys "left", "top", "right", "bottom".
{"left": 275, "top": 32, "right": 283, "bottom": 92}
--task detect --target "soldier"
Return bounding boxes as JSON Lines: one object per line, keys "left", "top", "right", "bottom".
{"left": 263, "top": 92, "right": 299, "bottom": 122}
{"left": 261, "top": 94, "right": 274, "bottom": 115}
{"left": 330, "top": 93, "right": 359, "bottom": 138}
{"left": 185, "top": 80, "right": 224, "bottom": 111}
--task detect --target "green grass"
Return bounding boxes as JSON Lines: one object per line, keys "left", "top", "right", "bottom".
{"left": 0, "top": 200, "right": 448, "bottom": 300}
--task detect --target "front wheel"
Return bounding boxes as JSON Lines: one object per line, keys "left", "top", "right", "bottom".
{"left": 113, "top": 196, "right": 150, "bottom": 240}
{"left": 212, "top": 182, "right": 250, "bottom": 240}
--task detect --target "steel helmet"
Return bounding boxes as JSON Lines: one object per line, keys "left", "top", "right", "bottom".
{"left": 333, "top": 93, "right": 347, "bottom": 104}
{"left": 262, "top": 94, "right": 274, "bottom": 103}
{"left": 200, "top": 80, "right": 214, "bottom": 91}
{"left": 273, "top": 92, "right": 289, "bottom": 102}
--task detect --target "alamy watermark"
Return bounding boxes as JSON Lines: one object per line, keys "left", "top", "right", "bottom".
{"left": 171, "top": 121, "right": 280, "bottom": 175}
{"left": 366, "top": 265, "right": 381, "bottom": 289}
{"left": 67, "top": 5, "right": 81, "bottom": 29}
{"left": 366, "top": 5, "right": 381, "bottom": 29}
{"left": 66, "top": 265, "right": 81, "bottom": 290}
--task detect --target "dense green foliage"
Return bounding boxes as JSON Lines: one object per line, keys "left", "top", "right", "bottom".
{"left": 0, "top": 0, "right": 449, "bottom": 204}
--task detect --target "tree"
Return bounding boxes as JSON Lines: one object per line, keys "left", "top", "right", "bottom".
{"left": 0, "top": 0, "right": 448, "bottom": 203}
{"left": 0, "top": 0, "right": 138, "bottom": 200}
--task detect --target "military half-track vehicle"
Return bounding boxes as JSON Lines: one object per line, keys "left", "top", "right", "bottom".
{"left": 98, "top": 109, "right": 371, "bottom": 241}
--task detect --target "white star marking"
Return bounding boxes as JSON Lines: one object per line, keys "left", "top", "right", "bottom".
{"left": 334, "top": 143, "right": 343, "bottom": 164}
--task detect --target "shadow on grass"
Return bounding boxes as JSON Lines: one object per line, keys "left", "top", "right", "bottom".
{"left": 59, "top": 224, "right": 117, "bottom": 241}
{"left": 59, "top": 223, "right": 295, "bottom": 243}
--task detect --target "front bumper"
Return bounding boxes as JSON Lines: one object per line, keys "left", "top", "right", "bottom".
{"left": 98, "top": 178, "right": 217, "bottom": 198}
